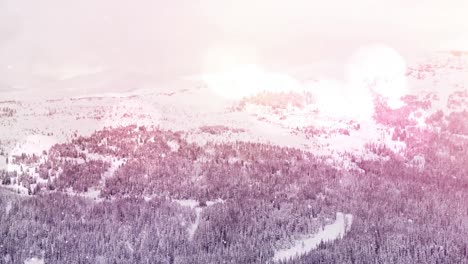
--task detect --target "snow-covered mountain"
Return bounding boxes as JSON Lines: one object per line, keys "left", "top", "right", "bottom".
{"left": 2, "top": 50, "right": 467, "bottom": 172}
{"left": 1, "top": 50, "right": 468, "bottom": 264}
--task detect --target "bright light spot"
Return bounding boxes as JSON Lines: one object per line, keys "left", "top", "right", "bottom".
{"left": 202, "top": 43, "right": 407, "bottom": 121}
{"left": 307, "top": 79, "right": 374, "bottom": 120}
{"left": 202, "top": 45, "right": 301, "bottom": 99}
{"left": 203, "top": 64, "right": 302, "bottom": 99}
{"left": 306, "top": 45, "right": 406, "bottom": 120}
{"left": 309, "top": 80, "right": 347, "bottom": 116}
{"left": 346, "top": 45, "right": 408, "bottom": 108}
{"left": 202, "top": 44, "right": 302, "bottom": 99}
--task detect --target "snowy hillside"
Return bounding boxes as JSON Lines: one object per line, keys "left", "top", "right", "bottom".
{"left": 1, "top": 50, "right": 468, "bottom": 264}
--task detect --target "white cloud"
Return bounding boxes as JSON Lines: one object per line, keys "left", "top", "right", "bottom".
{"left": 1, "top": 0, "right": 467, "bottom": 95}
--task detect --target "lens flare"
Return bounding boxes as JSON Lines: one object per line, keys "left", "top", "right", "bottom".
{"left": 346, "top": 44, "right": 408, "bottom": 108}
{"left": 203, "top": 64, "right": 302, "bottom": 99}
{"left": 307, "top": 79, "right": 374, "bottom": 120}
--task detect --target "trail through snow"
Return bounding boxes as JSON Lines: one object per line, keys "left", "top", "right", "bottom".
{"left": 189, "top": 208, "right": 202, "bottom": 240}
{"left": 174, "top": 198, "right": 225, "bottom": 240}
{"left": 272, "top": 212, "right": 353, "bottom": 263}
{"left": 24, "top": 257, "right": 44, "bottom": 264}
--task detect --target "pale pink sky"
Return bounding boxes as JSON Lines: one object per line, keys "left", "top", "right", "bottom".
{"left": 0, "top": 0, "right": 467, "bottom": 93}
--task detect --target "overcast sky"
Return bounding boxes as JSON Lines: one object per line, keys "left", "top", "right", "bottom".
{"left": 1, "top": 0, "right": 467, "bottom": 94}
